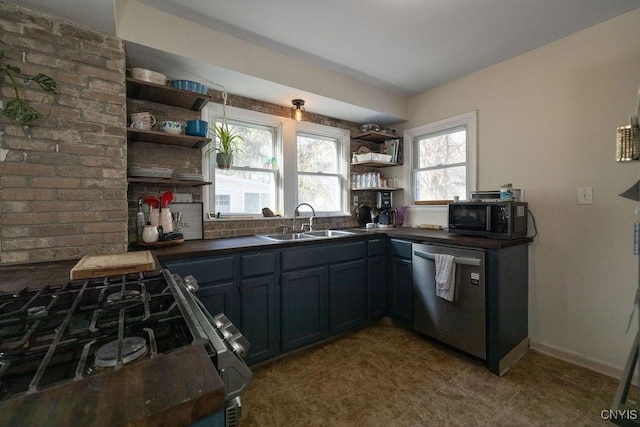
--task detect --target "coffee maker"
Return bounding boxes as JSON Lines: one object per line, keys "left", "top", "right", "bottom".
{"left": 377, "top": 191, "right": 395, "bottom": 226}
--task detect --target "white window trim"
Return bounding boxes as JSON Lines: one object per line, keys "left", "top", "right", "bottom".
{"left": 403, "top": 111, "right": 477, "bottom": 206}
{"left": 201, "top": 104, "right": 350, "bottom": 219}
{"left": 295, "top": 124, "right": 350, "bottom": 216}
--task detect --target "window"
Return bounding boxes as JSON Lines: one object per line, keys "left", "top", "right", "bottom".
{"left": 406, "top": 111, "right": 477, "bottom": 202}
{"left": 203, "top": 103, "right": 349, "bottom": 217}
{"left": 215, "top": 194, "right": 231, "bottom": 213}
{"left": 296, "top": 132, "right": 344, "bottom": 213}
{"left": 205, "top": 114, "right": 279, "bottom": 215}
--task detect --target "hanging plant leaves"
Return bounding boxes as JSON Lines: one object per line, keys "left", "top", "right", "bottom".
{"left": 0, "top": 49, "right": 57, "bottom": 125}
{"left": 32, "top": 73, "right": 57, "bottom": 92}
{"left": 1, "top": 98, "right": 42, "bottom": 124}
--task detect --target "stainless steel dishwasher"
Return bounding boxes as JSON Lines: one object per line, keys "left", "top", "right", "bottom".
{"left": 412, "top": 243, "right": 486, "bottom": 359}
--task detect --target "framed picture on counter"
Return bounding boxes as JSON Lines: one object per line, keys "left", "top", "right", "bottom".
{"left": 168, "top": 202, "right": 204, "bottom": 240}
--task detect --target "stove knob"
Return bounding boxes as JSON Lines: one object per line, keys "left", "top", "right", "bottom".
{"left": 184, "top": 275, "right": 199, "bottom": 293}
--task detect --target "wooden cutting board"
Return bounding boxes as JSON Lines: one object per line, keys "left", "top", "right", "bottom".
{"left": 70, "top": 251, "right": 156, "bottom": 280}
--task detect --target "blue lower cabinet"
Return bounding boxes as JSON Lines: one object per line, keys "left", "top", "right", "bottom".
{"left": 388, "top": 239, "right": 413, "bottom": 326}
{"left": 241, "top": 274, "right": 280, "bottom": 365}
{"left": 196, "top": 281, "right": 240, "bottom": 326}
{"left": 163, "top": 256, "right": 240, "bottom": 326}
{"left": 329, "top": 259, "right": 366, "bottom": 334}
{"left": 281, "top": 266, "right": 329, "bottom": 351}
{"left": 367, "top": 254, "right": 387, "bottom": 320}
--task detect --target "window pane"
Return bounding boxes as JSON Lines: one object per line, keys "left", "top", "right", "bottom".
{"left": 215, "top": 194, "right": 231, "bottom": 213}
{"left": 417, "top": 128, "right": 466, "bottom": 168}
{"left": 415, "top": 166, "right": 466, "bottom": 200}
{"left": 219, "top": 120, "right": 275, "bottom": 169}
{"left": 298, "top": 175, "right": 341, "bottom": 212}
{"left": 297, "top": 134, "right": 338, "bottom": 173}
{"left": 215, "top": 169, "right": 276, "bottom": 214}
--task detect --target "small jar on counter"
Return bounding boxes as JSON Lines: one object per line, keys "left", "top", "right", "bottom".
{"left": 500, "top": 183, "right": 514, "bottom": 201}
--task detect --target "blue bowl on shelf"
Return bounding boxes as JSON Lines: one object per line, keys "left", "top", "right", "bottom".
{"left": 186, "top": 120, "right": 208, "bottom": 137}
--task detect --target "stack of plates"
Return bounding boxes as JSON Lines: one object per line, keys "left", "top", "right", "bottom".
{"left": 177, "top": 173, "right": 204, "bottom": 181}
{"left": 129, "top": 166, "right": 173, "bottom": 179}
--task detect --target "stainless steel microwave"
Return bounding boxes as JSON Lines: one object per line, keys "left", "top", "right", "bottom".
{"left": 448, "top": 202, "right": 528, "bottom": 239}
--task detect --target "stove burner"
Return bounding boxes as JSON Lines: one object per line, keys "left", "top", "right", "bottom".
{"left": 27, "top": 306, "right": 48, "bottom": 318}
{"left": 94, "top": 337, "right": 147, "bottom": 368}
{"left": 106, "top": 290, "right": 141, "bottom": 303}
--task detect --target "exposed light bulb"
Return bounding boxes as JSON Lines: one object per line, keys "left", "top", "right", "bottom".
{"left": 291, "top": 99, "right": 305, "bottom": 122}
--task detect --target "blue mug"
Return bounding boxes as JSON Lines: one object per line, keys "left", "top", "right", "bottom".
{"left": 186, "top": 120, "right": 208, "bottom": 137}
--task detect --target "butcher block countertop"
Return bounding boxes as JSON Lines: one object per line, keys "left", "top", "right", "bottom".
{"left": 0, "top": 346, "right": 225, "bottom": 427}
{"left": 0, "top": 228, "right": 531, "bottom": 291}
{"left": 145, "top": 227, "right": 531, "bottom": 262}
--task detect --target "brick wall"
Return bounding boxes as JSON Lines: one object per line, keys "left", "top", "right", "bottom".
{"left": 128, "top": 90, "right": 372, "bottom": 241}
{"left": 0, "top": 3, "right": 126, "bottom": 264}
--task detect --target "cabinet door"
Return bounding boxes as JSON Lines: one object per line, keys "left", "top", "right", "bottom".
{"left": 329, "top": 259, "right": 366, "bottom": 334}
{"left": 388, "top": 256, "right": 413, "bottom": 325}
{"left": 281, "top": 267, "right": 328, "bottom": 351}
{"left": 367, "top": 254, "right": 387, "bottom": 320}
{"left": 196, "top": 281, "right": 239, "bottom": 326}
{"left": 164, "top": 255, "right": 239, "bottom": 325}
{"left": 241, "top": 274, "right": 280, "bottom": 365}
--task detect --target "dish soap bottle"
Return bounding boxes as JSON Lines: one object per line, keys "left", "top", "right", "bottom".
{"left": 136, "top": 197, "right": 145, "bottom": 243}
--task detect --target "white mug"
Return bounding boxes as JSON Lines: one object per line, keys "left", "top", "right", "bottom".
{"left": 129, "top": 112, "right": 156, "bottom": 130}
{"left": 142, "top": 225, "right": 159, "bottom": 243}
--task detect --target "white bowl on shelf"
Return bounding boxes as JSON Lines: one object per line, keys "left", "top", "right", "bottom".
{"left": 129, "top": 68, "right": 167, "bottom": 85}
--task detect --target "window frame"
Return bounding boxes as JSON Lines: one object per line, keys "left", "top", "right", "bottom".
{"left": 404, "top": 111, "right": 477, "bottom": 204}
{"left": 203, "top": 104, "right": 283, "bottom": 217}
{"left": 202, "top": 103, "right": 350, "bottom": 218}
{"left": 295, "top": 129, "right": 346, "bottom": 215}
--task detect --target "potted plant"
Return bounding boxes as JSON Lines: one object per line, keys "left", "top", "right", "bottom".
{"left": 0, "top": 49, "right": 57, "bottom": 125}
{"left": 205, "top": 122, "right": 244, "bottom": 169}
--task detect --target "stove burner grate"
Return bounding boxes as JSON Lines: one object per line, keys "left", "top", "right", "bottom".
{"left": 93, "top": 337, "right": 148, "bottom": 368}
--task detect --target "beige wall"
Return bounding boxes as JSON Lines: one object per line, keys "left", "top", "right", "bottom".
{"left": 404, "top": 9, "right": 640, "bottom": 373}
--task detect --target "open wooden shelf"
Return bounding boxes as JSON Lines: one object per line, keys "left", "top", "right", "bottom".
{"left": 127, "top": 128, "right": 211, "bottom": 149}
{"left": 126, "top": 78, "right": 212, "bottom": 111}
{"left": 352, "top": 131, "right": 399, "bottom": 143}
{"left": 127, "top": 177, "right": 212, "bottom": 187}
{"left": 351, "top": 187, "right": 402, "bottom": 191}
{"left": 351, "top": 161, "right": 400, "bottom": 168}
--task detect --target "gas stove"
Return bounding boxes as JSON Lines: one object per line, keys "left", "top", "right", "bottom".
{"left": 0, "top": 269, "right": 252, "bottom": 426}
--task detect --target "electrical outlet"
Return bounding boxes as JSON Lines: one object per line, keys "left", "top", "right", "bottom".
{"left": 353, "top": 195, "right": 359, "bottom": 206}
{"left": 577, "top": 187, "right": 593, "bottom": 205}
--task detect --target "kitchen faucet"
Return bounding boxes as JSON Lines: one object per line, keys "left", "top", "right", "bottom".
{"left": 293, "top": 203, "right": 316, "bottom": 232}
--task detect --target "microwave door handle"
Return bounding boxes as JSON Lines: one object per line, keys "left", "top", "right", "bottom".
{"left": 485, "top": 206, "right": 491, "bottom": 231}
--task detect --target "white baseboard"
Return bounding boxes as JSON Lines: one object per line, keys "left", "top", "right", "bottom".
{"left": 530, "top": 340, "right": 637, "bottom": 384}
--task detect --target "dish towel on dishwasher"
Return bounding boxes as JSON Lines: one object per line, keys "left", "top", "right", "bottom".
{"left": 435, "top": 254, "right": 456, "bottom": 301}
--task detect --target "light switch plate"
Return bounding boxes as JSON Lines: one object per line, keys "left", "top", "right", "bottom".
{"left": 577, "top": 187, "right": 593, "bottom": 205}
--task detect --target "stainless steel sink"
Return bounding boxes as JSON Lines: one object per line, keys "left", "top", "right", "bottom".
{"left": 258, "top": 229, "right": 354, "bottom": 241}
{"left": 258, "top": 232, "right": 319, "bottom": 241}
{"left": 304, "top": 230, "right": 355, "bottom": 237}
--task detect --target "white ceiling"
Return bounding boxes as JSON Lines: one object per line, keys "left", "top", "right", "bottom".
{"left": 7, "top": 0, "right": 640, "bottom": 123}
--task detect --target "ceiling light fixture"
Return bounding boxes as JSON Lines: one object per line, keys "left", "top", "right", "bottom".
{"left": 291, "top": 99, "right": 305, "bottom": 121}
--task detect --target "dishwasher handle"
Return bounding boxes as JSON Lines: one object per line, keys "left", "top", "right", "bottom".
{"left": 413, "top": 250, "right": 482, "bottom": 267}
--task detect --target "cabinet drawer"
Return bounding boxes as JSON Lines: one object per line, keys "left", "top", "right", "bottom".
{"left": 389, "top": 239, "right": 413, "bottom": 259}
{"left": 281, "top": 241, "right": 366, "bottom": 271}
{"left": 241, "top": 251, "right": 276, "bottom": 277}
{"left": 164, "top": 256, "right": 235, "bottom": 283}
{"left": 368, "top": 238, "right": 387, "bottom": 257}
